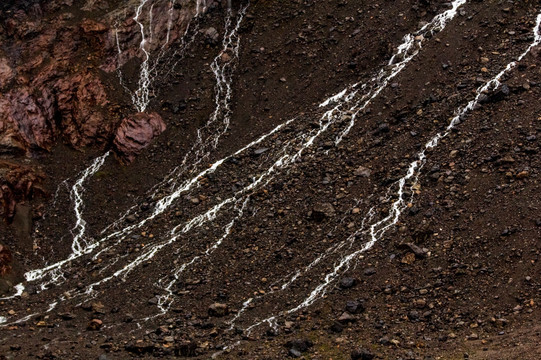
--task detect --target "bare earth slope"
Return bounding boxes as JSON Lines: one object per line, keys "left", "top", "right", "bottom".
{"left": 1, "top": 0, "right": 540, "bottom": 359}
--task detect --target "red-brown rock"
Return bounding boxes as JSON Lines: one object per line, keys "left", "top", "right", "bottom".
{"left": 55, "top": 72, "right": 110, "bottom": 148}
{"left": 81, "top": 19, "right": 108, "bottom": 33}
{"left": 0, "top": 58, "right": 14, "bottom": 88}
{"left": 0, "top": 88, "right": 55, "bottom": 153}
{"left": 0, "top": 244, "right": 13, "bottom": 276}
{"left": 113, "top": 112, "right": 166, "bottom": 164}
{"left": 0, "top": 161, "right": 45, "bottom": 221}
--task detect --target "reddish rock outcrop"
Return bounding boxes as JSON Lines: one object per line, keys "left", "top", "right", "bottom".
{"left": 0, "top": 88, "right": 56, "bottom": 153}
{"left": 0, "top": 161, "right": 45, "bottom": 221}
{"left": 0, "top": 0, "right": 204, "bottom": 158}
{"left": 55, "top": 72, "right": 111, "bottom": 148}
{"left": 113, "top": 112, "right": 166, "bottom": 164}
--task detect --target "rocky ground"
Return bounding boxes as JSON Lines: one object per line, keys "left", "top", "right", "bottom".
{"left": 1, "top": 0, "right": 540, "bottom": 359}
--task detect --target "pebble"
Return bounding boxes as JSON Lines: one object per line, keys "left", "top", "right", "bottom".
{"left": 289, "top": 348, "right": 302, "bottom": 358}
{"left": 339, "top": 277, "right": 356, "bottom": 289}
{"left": 338, "top": 311, "right": 356, "bottom": 323}
{"left": 351, "top": 348, "right": 375, "bottom": 360}
{"left": 208, "top": 303, "right": 229, "bottom": 317}
{"left": 345, "top": 300, "right": 364, "bottom": 314}
{"left": 87, "top": 319, "right": 103, "bottom": 331}
{"left": 354, "top": 166, "right": 372, "bottom": 177}
{"left": 286, "top": 339, "right": 313, "bottom": 353}
{"left": 363, "top": 267, "right": 376, "bottom": 276}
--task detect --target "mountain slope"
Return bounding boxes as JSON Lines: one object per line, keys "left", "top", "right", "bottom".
{"left": 1, "top": 0, "right": 540, "bottom": 359}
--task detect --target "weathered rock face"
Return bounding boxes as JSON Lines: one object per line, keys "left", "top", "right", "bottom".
{"left": 0, "top": 0, "right": 201, "bottom": 156}
{"left": 0, "top": 57, "right": 14, "bottom": 86}
{"left": 55, "top": 72, "right": 110, "bottom": 148}
{"left": 0, "top": 88, "right": 55, "bottom": 153}
{"left": 113, "top": 112, "right": 166, "bottom": 164}
{"left": 0, "top": 161, "right": 45, "bottom": 221}
{"left": 0, "top": 0, "right": 210, "bottom": 224}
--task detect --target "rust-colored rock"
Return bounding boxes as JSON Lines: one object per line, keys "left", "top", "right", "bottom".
{"left": 55, "top": 72, "right": 110, "bottom": 148}
{"left": 0, "top": 57, "right": 14, "bottom": 88}
{"left": 0, "top": 244, "right": 12, "bottom": 276}
{"left": 113, "top": 112, "right": 166, "bottom": 164}
{"left": 0, "top": 161, "right": 45, "bottom": 221}
{"left": 0, "top": 88, "right": 56, "bottom": 153}
{"left": 0, "top": 0, "right": 198, "bottom": 159}
{"left": 81, "top": 19, "right": 108, "bottom": 33}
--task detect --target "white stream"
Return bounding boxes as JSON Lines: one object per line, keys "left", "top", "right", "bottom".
{"left": 243, "top": 7, "right": 541, "bottom": 335}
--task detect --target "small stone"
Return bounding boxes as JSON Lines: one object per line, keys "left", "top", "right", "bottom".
{"left": 59, "top": 312, "right": 75, "bottom": 320}
{"left": 310, "top": 203, "right": 336, "bottom": 222}
{"left": 338, "top": 312, "right": 356, "bottom": 323}
{"left": 351, "top": 348, "right": 375, "bottom": 360}
{"left": 91, "top": 302, "right": 105, "bottom": 314}
{"left": 284, "top": 321, "right": 294, "bottom": 329}
{"left": 285, "top": 339, "right": 313, "bottom": 353}
{"left": 208, "top": 303, "right": 229, "bottom": 317}
{"left": 220, "top": 52, "right": 231, "bottom": 63}
{"left": 354, "top": 166, "right": 372, "bottom": 178}
{"left": 400, "top": 243, "right": 427, "bottom": 258}
{"left": 363, "top": 267, "right": 376, "bottom": 276}
{"left": 289, "top": 348, "right": 302, "bottom": 358}
{"left": 401, "top": 252, "right": 416, "bottom": 264}
{"left": 203, "top": 27, "right": 219, "bottom": 43}
{"left": 415, "top": 299, "right": 427, "bottom": 308}
{"left": 339, "top": 277, "right": 356, "bottom": 289}
{"left": 345, "top": 300, "right": 364, "bottom": 314}
{"left": 516, "top": 171, "right": 529, "bottom": 179}
{"left": 253, "top": 148, "right": 269, "bottom": 155}
{"left": 330, "top": 321, "right": 344, "bottom": 333}
{"left": 148, "top": 297, "right": 159, "bottom": 305}
{"left": 408, "top": 310, "right": 420, "bottom": 321}
{"left": 87, "top": 319, "right": 103, "bottom": 330}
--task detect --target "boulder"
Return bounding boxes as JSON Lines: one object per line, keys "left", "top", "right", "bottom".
{"left": 113, "top": 112, "right": 166, "bottom": 164}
